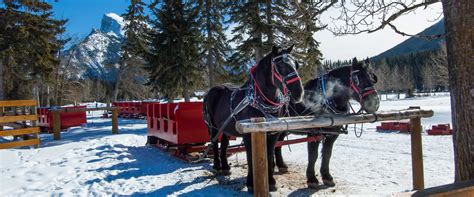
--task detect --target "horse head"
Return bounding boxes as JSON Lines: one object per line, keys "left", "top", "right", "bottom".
{"left": 269, "top": 45, "right": 304, "bottom": 103}
{"left": 349, "top": 57, "right": 380, "bottom": 113}
{"left": 252, "top": 45, "right": 304, "bottom": 105}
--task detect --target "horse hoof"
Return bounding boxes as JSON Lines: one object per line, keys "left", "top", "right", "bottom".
{"left": 278, "top": 167, "right": 288, "bottom": 174}
{"left": 220, "top": 169, "right": 231, "bottom": 176}
{"left": 307, "top": 182, "right": 319, "bottom": 189}
{"left": 269, "top": 184, "right": 277, "bottom": 192}
{"left": 322, "top": 179, "right": 336, "bottom": 187}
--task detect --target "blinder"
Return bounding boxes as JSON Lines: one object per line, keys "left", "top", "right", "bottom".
{"left": 271, "top": 53, "right": 301, "bottom": 89}
{"left": 350, "top": 69, "right": 377, "bottom": 100}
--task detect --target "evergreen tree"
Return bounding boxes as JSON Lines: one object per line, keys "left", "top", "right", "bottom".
{"left": 146, "top": 0, "right": 203, "bottom": 101}
{"left": 198, "top": 0, "right": 230, "bottom": 88}
{"left": 227, "top": 2, "right": 292, "bottom": 83}
{"left": 227, "top": 2, "right": 263, "bottom": 83}
{"left": 115, "top": 0, "right": 150, "bottom": 102}
{"left": 290, "top": 2, "right": 329, "bottom": 82}
{"left": 0, "top": 0, "right": 67, "bottom": 100}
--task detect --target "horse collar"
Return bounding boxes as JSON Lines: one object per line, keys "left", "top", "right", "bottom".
{"left": 319, "top": 73, "right": 347, "bottom": 115}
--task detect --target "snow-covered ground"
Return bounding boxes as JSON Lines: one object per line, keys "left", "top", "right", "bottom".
{"left": 0, "top": 95, "right": 454, "bottom": 196}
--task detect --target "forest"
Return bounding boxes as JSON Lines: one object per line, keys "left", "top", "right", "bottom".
{"left": 0, "top": 1, "right": 448, "bottom": 106}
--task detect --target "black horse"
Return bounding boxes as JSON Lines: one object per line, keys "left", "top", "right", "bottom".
{"left": 274, "top": 57, "right": 380, "bottom": 189}
{"left": 203, "top": 45, "right": 304, "bottom": 192}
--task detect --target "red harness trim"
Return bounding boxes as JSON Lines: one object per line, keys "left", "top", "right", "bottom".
{"left": 251, "top": 65, "right": 286, "bottom": 107}
{"left": 349, "top": 68, "right": 377, "bottom": 108}
{"left": 286, "top": 76, "right": 301, "bottom": 84}
{"left": 250, "top": 60, "right": 302, "bottom": 107}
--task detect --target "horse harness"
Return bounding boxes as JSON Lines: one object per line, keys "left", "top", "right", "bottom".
{"left": 318, "top": 66, "right": 377, "bottom": 115}
{"left": 209, "top": 54, "right": 301, "bottom": 143}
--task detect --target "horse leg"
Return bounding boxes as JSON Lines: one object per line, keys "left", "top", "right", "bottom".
{"left": 306, "top": 133, "right": 321, "bottom": 189}
{"left": 220, "top": 134, "right": 231, "bottom": 175}
{"left": 243, "top": 133, "right": 279, "bottom": 192}
{"left": 274, "top": 132, "right": 288, "bottom": 173}
{"left": 209, "top": 127, "right": 220, "bottom": 172}
{"left": 211, "top": 140, "right": 221, "bottom": 172}
{"left": 320, "top": 134, "right": 338, "bottom": 187}
{"left": 243, "top": 134, "right": 254, "bottom": 192}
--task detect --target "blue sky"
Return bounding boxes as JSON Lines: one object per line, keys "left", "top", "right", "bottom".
{"left": 47, "top": 0, "right": 443, "bottom": 60}
{"left": 50, "top": 0, "right": 131, "bottom": 38}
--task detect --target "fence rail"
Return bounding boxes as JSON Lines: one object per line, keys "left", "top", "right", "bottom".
{"left": 235, "top": 107, "right": 433, "bottom": 197}
{"left": 0, "top": 100, "right": 40, "bottom": 149}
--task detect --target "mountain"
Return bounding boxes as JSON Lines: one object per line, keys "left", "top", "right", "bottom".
{"left": 373, "top": 19, "right": 445, "bottom": 60}
{"left": 62, "top": 13, "right": 125, "bottom": 82}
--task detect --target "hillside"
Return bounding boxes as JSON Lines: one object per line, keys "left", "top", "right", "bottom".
{"left": 373, "top": 19, "right": 445, "bottom": 60}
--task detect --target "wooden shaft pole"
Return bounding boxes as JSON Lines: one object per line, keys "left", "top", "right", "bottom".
{"left": 112, "top": 109, "right": 118, "bottom": 134}
{"left": 251, "top": 132, "right": 268, "bottom": 197}
{"left": 236, "top": 109, "right": 434, "bottom": 134}
{"left": 52, "top": 110, "right": 61, "bottom": 140}
{"left": 410, "top": 106, "right": 424, "bottom": 190}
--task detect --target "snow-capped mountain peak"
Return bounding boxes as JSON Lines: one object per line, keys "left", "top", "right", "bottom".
{"left": 100, "top": 13, "right": 125, "bottom": 38}
{"left": 62, "top": 13, "right": 125, "bottom": 81}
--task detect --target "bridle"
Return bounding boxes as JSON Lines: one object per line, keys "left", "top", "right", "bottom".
{"left": 250, "top": 53, "right": 301, "bottom": 108}
{"left": 349, "top": 66, "right": 377, "bottom": 113}
{"left": 271, "top": 53, "right": 301, "bottom": 94}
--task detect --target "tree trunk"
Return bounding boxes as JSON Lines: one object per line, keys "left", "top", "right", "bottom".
{"left": 265, "top": 1, "right": 274, "bottom": 46}
{"left": 183, "top": 79, "right": 190, "bottom": 102}
{"left": 442, "top": 0, "right": 474, "bottom": 182}
{"left": 112, "top": 70, "right": 121, "bottom": 102}
{"left": 205, "top": 0, "right": 216, "bottom": 88}
{"left": 0, "top": 61, "right": 4, "bottom": 100}
{"left": 252, "top": 2, "right": 263, "bottom": 62}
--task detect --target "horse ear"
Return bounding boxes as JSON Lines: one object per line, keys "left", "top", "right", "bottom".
{"left": 287, "top": 44, "right": 294, "bottom": 53}
{"left": 365, "top": 58, "right": 370, "bottom": 67}
{"left": 352, "top": 57, "right": 358, "bottom": 66}
{"left": 272, "top": 45, "right": 279, "bottom": 55}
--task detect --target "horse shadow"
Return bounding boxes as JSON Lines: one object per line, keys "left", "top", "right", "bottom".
{"left": 84, "top": 144, "right": 249, "bottom": 196}
{"left": 287, "top": 185, "right": 335, "bottom": 197}
{"left": 130, "top": 176, "right": 249, "bottom": 196}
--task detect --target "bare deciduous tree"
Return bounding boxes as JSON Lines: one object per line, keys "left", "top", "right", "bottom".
{"left": 327, "top": 0, "right": 473, "bottom": 181}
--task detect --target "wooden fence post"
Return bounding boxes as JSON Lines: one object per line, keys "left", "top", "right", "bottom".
{"left": 251, "top": 118, "right": 269, "bottom": 197}
{"left": 52, "top": 110, "right": 61, "bottom": 140}
{"left": 0, "top": 106, "right": 4, "bottom": 131}
{"left": 31, "top": 105, "right": 39, "bottom": 148}
{"left": 112, "top": 108, "right": 118, "bottom": 134}
{"left": 410, "top": 106, "right": 424, "bottom": 190}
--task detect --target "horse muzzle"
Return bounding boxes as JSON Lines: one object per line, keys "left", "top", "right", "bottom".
{"left": 361, "top": 92, "right": 380, "bottom": 113}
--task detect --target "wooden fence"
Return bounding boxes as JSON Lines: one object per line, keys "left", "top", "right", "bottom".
{"left": 0, "top": 100, "right": 40, "bottom": 149}
{"left": 235, "top": 107, "right": 433, "bottom": 197}
{"left": 50, "top": 107, "right": 119, "bottom": 140}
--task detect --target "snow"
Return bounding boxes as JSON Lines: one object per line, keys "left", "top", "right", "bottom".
{"left": 102, "top": 13, "right": 126, "bottom": 37}
{"left": 0, "top": 95, "right": 454, "bottom": 196}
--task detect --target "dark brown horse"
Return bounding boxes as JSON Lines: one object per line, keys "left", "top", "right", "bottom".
{"left": 274, "top": 58, "right": 380, "bottom": 189}
{"left": 202, "top": 45, "right": 304, "bottom": 192}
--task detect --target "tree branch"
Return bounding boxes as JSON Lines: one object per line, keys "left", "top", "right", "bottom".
{"left": 329, "top": 0, "right": 443, "bottom": 39}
